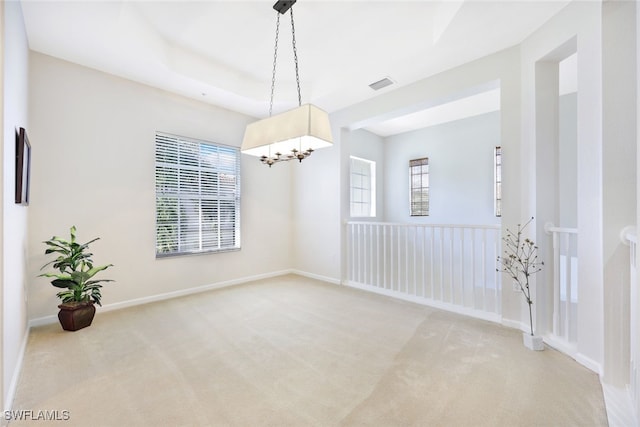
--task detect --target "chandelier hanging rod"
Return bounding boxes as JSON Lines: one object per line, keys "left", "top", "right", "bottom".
{"left": 240, "top": 0, "right": 333, "bottom": 167}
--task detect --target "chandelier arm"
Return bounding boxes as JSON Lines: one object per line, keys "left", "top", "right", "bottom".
{"left": 269, "top": 13, "right": 281, "bottom": 117}
{"left": 290, "top": 7, "right": 302, "bottom": 107}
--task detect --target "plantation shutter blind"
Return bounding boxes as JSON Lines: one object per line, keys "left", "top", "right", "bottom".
{"left": 409, "top": 157, "right": 429, "bottom": 216}
{"left": 155, "top": 132, "right": 241, "bottom": 256}
{"left": 495, "top": 146, "right": 502, "bottom": 217}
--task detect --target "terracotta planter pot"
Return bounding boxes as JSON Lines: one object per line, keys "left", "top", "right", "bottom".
{"left": 57, "top": 302, "right": 96, "bottom": 331}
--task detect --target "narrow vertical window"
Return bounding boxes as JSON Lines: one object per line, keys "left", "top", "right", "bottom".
{"left": 409, "top": 157, "right": 429, "bottom": 216}
{"left": 495, "top": 146, "right": 502, "bottom": 217}
{"left": 350, "top": 156, "right": 376, "bottom": 217}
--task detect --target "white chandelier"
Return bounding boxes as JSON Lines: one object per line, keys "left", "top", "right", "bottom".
{"left": 241, "top": 0, "right": 333, "bottom": 167}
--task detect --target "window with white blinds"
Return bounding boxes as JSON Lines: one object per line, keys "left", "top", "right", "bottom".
{"left": 155, "top": 132, "right": 240, "bottom": 257}
{"left": 350, "top": 156, "right": 376, "bottom": 218}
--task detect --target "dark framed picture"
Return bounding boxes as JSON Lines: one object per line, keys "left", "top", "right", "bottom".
{"left": 15, "top": 127, "right": 31, "bottom": 205}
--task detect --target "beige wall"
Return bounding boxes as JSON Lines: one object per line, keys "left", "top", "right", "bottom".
{"left": 27, "top": 52, "right": 293, "bottom": 321}
{"left": 601, "top": 0, "right": 637, "bottom": 387}
{"left": 2, "top": 0, "right": 30, "bottom": 413}
{"left": 331, "top": 46, "right": 523, "bottom": 324}
{"left": 383, "top": 111, "right": 501, "bottom": 225}
{"left": 520, "top": 0, "right": 606, "bottom": 374}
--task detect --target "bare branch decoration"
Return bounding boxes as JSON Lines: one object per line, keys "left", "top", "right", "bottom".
{"left": 497, "top": 217, "right": 544, "bottom": 336}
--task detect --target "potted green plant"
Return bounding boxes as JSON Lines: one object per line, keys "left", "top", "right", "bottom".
{"left": 497, "top": 217, "right": 545, "bottom": 350}
{"left": 39, "top": 226, "right": 114, "bottom": 331}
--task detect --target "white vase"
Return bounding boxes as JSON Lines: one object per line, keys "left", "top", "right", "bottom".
{"left": 522, "top": 332, "right": 544, "bottom": 351}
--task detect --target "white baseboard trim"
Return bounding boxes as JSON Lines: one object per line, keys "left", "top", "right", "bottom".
{"left": 575, "top": 352, "right": 603, "bottom": 377}
{"left": 501, "top": 319, "right": 528, "bottom": 333}
{"left": 290, "top": 269, "right": 341, "bottom": 285}
{"left": 102, "top": 269, "right": 294, "bottom": 312}
{"left": 539, "top": 335, "right": 602, "bottom": 376}
{"left": 602, "top": 383, "right": 638, "bottom": 427}
{"left": 3, "top": 326, "right": 30, "bottom": 421}
{"left": 344, "top": 280, "right": 502, "bottom": 324}
{"left": 29, "top": 269, "right": 295, "bottom": 328}
{"left": 28, "top": 314, "right": 56, "bottom": 328}
{"left": 543, "top": 334, "right": 577, "bottom": 357}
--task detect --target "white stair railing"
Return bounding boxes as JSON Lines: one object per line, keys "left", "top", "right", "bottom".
{"left": 346, "top": 222, "right": 502, "bottom": 321}
{"left": 545, "top": 224, "right": 579, "bottom": 347}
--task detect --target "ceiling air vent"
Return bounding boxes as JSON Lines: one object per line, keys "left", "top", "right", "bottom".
{"left": 369, "top": 77, "right": 395, "bottom": 91}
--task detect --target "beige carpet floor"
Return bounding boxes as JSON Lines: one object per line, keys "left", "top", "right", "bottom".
{"left": 10, "top": 275, "right": 607, "bottom": 426}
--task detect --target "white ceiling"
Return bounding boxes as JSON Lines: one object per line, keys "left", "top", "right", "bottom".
{"left": 20, "top": 0, "right": 574, "bottom": 136}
